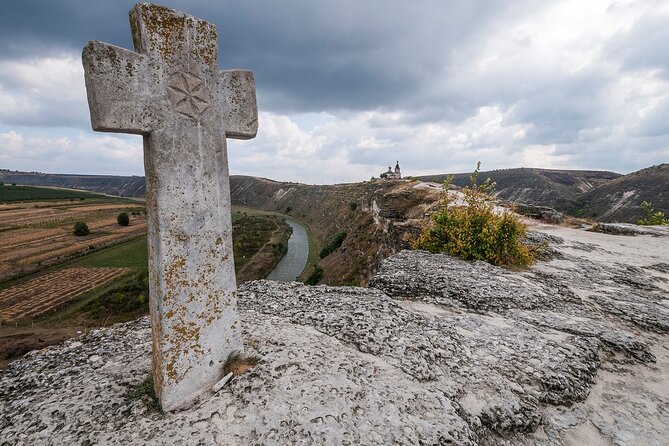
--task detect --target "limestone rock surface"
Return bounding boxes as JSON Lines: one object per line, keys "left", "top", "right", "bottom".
{"left": 1, "top": 223, "right": 668, "bottom": 445}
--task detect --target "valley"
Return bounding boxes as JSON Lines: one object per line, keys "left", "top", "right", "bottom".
{"left": 0, "top": 186, "right": 293, "bottom": 368}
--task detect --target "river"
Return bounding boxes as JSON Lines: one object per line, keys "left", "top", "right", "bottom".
{"left": 266, "top": 218, "right": 309, "bottom": 282}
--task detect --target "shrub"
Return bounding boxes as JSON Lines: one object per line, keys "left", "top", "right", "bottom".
{"left": 117, "top": 212, "right": 130, "bottom": 226}
{"left": 637, "top": 201, "right": 669, "bottom": 225}
{"left": 413, "top": 162, "right": 534, "bottom": 268}
{"left": 286, "top": 206, "right": 292, "bottom": 214}
{"left": 73, "top": 221, "right": 90, "bottom": 236}
{"left": 305, "top": 265, "right": 324, "bottom": 285}
{"left": 319, "top": 230, "right": 347, "bottom": 258}
{"left": 349, "top": 202, "right": 358, "bottom": 211}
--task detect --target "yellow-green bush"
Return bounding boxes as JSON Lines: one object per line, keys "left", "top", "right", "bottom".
{"left": 637, "top": 201, "right": 669, "bottom": 225}
{"left": 413, "top": 163, "right": 534, "bottom": 267}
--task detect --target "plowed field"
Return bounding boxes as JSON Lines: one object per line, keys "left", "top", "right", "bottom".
{"left": 0, "top": 200, "right": 146, "bottom": 281}
{"left": 0, "top": 267, "right": 131, "bottom": 322}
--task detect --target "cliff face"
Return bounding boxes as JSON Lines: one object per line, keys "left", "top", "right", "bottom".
{"left": 1, "top": 222, "right": 667, "bottom": 445}
{"left": 230, "top": 176, "right": 443, "bottom": 285}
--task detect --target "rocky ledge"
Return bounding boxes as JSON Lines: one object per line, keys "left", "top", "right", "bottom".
{"left": 1, "top": 223, "right": 668, "bottom": 445}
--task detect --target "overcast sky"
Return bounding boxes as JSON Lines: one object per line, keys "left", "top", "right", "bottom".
{"left": 0, "top": 0, "right": 668, "bottom": 183}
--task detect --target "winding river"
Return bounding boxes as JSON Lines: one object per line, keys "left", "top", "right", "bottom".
{"left": 266, "top": 218, "right": 309, "bottom": 282}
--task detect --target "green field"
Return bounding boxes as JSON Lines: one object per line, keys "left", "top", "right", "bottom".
{"left": 69, "top": 236, "right": 149, "bottom": 269}
{"left": 0, "top": 185, "right": 110, "bottom": 202}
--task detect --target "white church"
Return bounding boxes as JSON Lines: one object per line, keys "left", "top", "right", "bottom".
{"left": 380, "top": 161, "right": 402, "bottom": 179}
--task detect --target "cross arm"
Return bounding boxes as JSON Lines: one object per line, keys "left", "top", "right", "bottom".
{"left": 82, "top": 41, "right": 151, "bottom": 135}
{"left": 218, "top": 70, "right": 258, "bottom": 140}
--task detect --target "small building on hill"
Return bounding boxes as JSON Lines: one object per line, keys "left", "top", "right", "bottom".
{"left": 380, "top": 161, "right": 402, "bottom": 179}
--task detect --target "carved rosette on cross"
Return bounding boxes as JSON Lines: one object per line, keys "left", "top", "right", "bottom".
{"left": 82, "top": 3, "right": 258, "bottom": 411}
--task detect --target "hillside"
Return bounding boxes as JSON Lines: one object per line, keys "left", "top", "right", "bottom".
{"left": 575, "top": 164, "right": 669, "bottom": 222}
{"left": 419, "top": 167, "right": 620, "bottom": 211}
{"left": 0, "top": 170, "right": 146, "bottom": 197}
{"left": 230, "top": 176, "right": 443, "bottom": 285}
{"left": 4, "top": 165, "right": 665, "bottom": 230}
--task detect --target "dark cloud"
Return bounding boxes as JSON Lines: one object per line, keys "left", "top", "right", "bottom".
{"left": 0, "top": 1, "right": 667, "bottom": 179}
{"left": 0, "top": 0, "right": 537, "bottom": 115}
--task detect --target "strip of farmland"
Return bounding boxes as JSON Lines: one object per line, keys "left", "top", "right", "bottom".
{"left": 0, "top": 267, "right": 131, "bottom": 322}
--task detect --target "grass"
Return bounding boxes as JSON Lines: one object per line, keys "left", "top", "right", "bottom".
{"left": 231, "top": 211, "right": 244, "bottom": 223}
{"left": 0, "top": 185, "right": 111, "bottom": 202}
{"left": 77, "top": 269, "right": 149, "bottom": 321}
{"left": 125, "top": 374, "right": 161, "bottom": 413}
{"left": 39, "top": 237, "right": 150, "bottom": 323}
{"left": 301, "top": 221, "right": 321, "bottom": 279}
{"left": 0, "top": 235, "right": 148, "bottom": 290}
{"left": 69, "top": 236, "right": 148, "bottom": 269}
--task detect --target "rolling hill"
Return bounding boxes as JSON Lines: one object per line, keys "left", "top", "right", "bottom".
{"left": 2, "top": 164, "right": 666, "bottom": 223}
{"left": 0, "top": 170, "right": 146, "bottom": 197}
{"left": 575, "top": 163, "right": 669, "bottom": 222}
{"left": 419, "top": 168, "right": 621, "bottom": 212}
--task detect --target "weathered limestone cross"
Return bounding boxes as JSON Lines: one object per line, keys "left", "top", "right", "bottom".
{"left": 82, "top": 3, "right": 257, "bottom": 411}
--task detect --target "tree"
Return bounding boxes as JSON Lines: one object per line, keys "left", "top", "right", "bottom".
{"left": 73, "top": 221, "right": 90, "bottom": 236}
{"left": 117, "top": 212, "right": 130, "bottom": 226}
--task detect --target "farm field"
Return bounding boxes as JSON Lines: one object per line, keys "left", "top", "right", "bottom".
{"left": 0, "top": 235, "right": 149, "bottom": 368}
{"left": 0, "top": 267, "right": 131, "bottom": 322}
{"left": 0, "top": 184, "right": 109, "bottom": 202}
{"left": 0, "top": 194, "right": 146, "bottom": 282}
{"left": 0, "top": 190, "right": 292, "bottom": 368}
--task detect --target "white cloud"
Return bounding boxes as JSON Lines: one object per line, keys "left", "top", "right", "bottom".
{"left": 0, "top": 56, "right": 88, "bottom": 128}
{"left": 1, "top": 1, "right": 668, "bottom": 182}
{"left": 0, "top": 130, "right": 143, "bottom": 175}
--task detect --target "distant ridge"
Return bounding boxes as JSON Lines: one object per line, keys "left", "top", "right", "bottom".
{"left": 419, "top": 165, "right": 669, "bottom": 222}
{"left": 576, "top": 163, "right": 669, "bottom": 222}
{"left": 419, "top": 167, "right": 621, "bottom": 212}
{"left": 2, "top": 165, "right": 666, "bottom": 223}
{"left": 0, "top": 170, "right": 146, "bottom": 197}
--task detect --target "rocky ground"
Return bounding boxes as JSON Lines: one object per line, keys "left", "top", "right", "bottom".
{"left": 1, "top": 222, "right": 667, "bottom": 445}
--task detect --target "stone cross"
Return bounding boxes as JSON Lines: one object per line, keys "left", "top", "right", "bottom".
{"left": 82, "top": 3, "right": 257, "bottom": 411}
